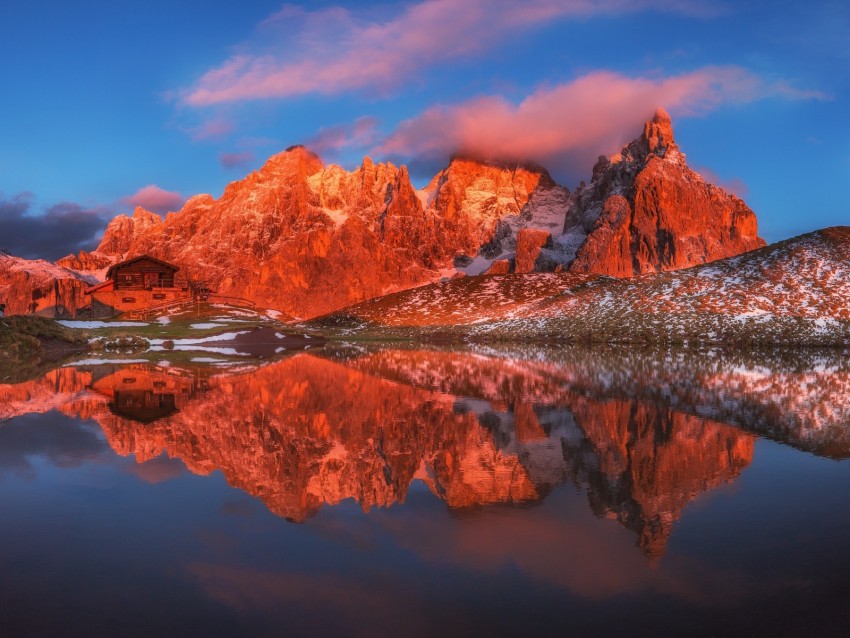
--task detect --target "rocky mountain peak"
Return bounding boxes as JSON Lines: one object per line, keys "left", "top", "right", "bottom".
{"left": 96, "top": 206, "right": 163, "bottom": 257}
{"left": 562, "top": 109, "right": 764, "bottom": 277}
{"left": 56, "top": 249, "right": 114, "bottom": 273}
{"left": 442, "top": 155, "right": 555, "bottom": 183}
{"left": 643, "top": 107, "right": 677, "bottom": 155}
{"left": 263, "top": 144, "right": 325, "bottom": 179}
{"left": 132, "top": 206, "right": 160, "bottom": 222}
{"left": 608, "top": 106, "right": 684, "bottom": 169}
{"left": 418, "top": 154, "right": 567, "bottom": 262}
{"left": 424, "top": 155, "right": 556, "bottom": 209}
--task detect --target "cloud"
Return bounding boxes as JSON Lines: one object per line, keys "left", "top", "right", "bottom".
{"left": 219, "top": 151, "right": 256, "bottom": 169}
{"left": 186, "top": 563, "right": 432, "bottom": 634}
{"left": 375, "top": 66, "right": 826, "bottom": 181}
{"left": 121, "top": 185, "right": 185, "bottom": 215}
{"left": 0, "top": 412, "right": 108, "bottom": 478}
{"left": 180, "top": 0, "right": 723, "bottom": 106}
{"left": 124, "top": 454, "right": 187, "bottom": 484}
{"left": 0, "top": 192, "right": 113, "bottom": 261}
{"left": 188, "top": 117, "right": 235, "bottom": 141}
{"left": 305, "top": 117, "right": 379, "bottom": 156}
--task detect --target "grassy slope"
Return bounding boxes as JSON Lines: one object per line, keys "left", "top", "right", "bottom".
{"left": 57, "top": 304, "right": 286, "bottom": 345}
{"left": 0, "top": 304, "right": 289, "bottom": 381}
{"left": 0, "top": 316, "right": 90, "bottom": 382}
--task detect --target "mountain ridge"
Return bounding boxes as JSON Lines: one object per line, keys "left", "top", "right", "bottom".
{"left": 3, "top": 109, "right": 768, "bottom": 319}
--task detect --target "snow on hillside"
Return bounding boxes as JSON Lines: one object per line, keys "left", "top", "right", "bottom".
{"left": 310, "top": 228, "right": 850, "bottom": 346}
{"left": 312, "top": 272, "right": 599, "bottom": 330}
{"left": 0, "top": 253, "right": 97, "bottom": 284}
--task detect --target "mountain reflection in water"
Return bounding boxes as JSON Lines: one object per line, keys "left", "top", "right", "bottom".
{"left": 3, "top": 346, "right": 848, "bottom": 560}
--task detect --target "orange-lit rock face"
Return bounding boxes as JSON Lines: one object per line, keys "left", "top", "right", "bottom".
{"left": 1, "top": 112, "right": 767, "bottom": 319}
{"left": 565, "top": 109, "right": 765, "bottom": 277}
{"left": 0, "top": 253, "right": 94, "bottom": 317}
{"left": 96, "top": 207, "right": 163, "bottom": 257}
{"left": 422, "top": 157, "right": 562, "bottom": 258}
{"left": 56, "top": 250, "right": 114, "bottom": 273}
{"left": 95, "top": 150, "right": 564, "bottom": 319}
{"left": 483, "top": 259, "right": 512, "bottom": 275}
{"left": 514, "top": 228, "right": 552, "bottom": 273}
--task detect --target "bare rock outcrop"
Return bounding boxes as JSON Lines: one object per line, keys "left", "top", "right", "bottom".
{"left": 563, "top": 108, "right": 765, "bottom": 276}
{"left": 0, "top": 253, "right": 94, "bottom": 317}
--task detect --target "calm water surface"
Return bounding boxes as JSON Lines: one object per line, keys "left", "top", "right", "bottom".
{"left": 1, "top": 345, "right": 850, "bottom": 637}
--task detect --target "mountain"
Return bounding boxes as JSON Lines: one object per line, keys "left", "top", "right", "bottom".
{"left": 1, "top": 109, "right": 769, "bottom": 319}
{"left": 421, "top": 156, "right": 570, "bottom": 265}
{"left": 95, "top": 206, "right": 163, "bottom": 257}
{"left": 0, "top": 252, "right": 96, "bottom": 317}
{"left": 55, "top": 250, "right": 114, "bottom": 274}
{"left": 85, "top": 148, "right": 569, "bottom": 318}
{"left": 312, "top": 227, "right": 850, "bottom": 346}
{"left": 562, "top": 108, "right": 764, "bottom": 276}
{"left": 27, "top": 109, "right": 757, "bottom": 319}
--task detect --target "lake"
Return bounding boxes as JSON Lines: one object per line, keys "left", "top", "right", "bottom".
{"left": 1, "top": 344, "right": 849, "bottom": 637}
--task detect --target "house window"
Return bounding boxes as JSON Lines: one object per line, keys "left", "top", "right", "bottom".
{"left": 124, "top": 275, "right": 133, "bottom": 284}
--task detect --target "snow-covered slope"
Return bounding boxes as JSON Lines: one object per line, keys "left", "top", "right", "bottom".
{"left": 310, "top": 227, "right": 850, "bottom": 346}
{"left": 311, "top": 272, "right": 600, "bottom": 330}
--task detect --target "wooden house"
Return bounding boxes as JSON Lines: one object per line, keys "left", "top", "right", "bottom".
{"left": 106, "top": 255, "right": 179, "bottom": 290}
{"left": 86, "top": 255, "right": 191, "bottom": 317}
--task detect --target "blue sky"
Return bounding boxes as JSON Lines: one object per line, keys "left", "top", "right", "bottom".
{"left": 0, "top": 0, "right": 847, "bottom": 258}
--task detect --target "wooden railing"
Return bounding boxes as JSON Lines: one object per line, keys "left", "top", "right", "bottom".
{"left": 114, "top": 281, "right": 181, "bottom": 291}
{"left": 207, "top": 295, "right": 256, "bottom": 309}
{"left": 123, "top": 299, "right": 196, "bottom": 320}
{"left": 122, "top": 295, "right": 257, "bottom": 320}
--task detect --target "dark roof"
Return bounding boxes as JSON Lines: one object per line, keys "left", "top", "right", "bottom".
{"left": 105, "top": 255, "right": 180, "bottom": 279}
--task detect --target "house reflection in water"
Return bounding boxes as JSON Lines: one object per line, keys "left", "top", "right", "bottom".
{"left": 89, "top": 365, "right": 206, "bottom": 424}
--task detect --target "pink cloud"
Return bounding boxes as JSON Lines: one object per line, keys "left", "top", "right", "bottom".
{"left": 376, "top": 66, "right": 825, "bottom": 176}
{"left": 125, "top": 455, "right": 186, "bottom": 484}
{"left": 122, "top": 185, "right": 185, "bottom": 215}
{"left": 219, "top": 151, "right": 256, "bottom": 169}
{"left": 189, "top": 117, "right": 234, "bottom": 141}
{"left": 180, "top": 0, "right": 722, "bottom": 105}
{"left": 305, "top": 117, "right": 379, "bottom": 155}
